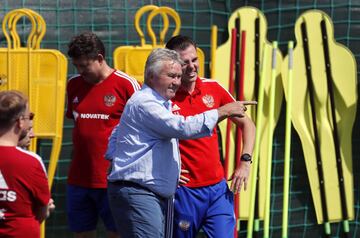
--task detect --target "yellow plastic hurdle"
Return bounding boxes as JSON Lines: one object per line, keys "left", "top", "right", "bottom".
{"left": 1, "top": 9, "right": 68, "bottom": 237}
{"left": 0, "top": 7, "right": 67, "bottom": 196}
{"left": 281, "top": 10, "right": 357, "bottom": 235}
{"left": 214, "top": 7, "right": 283, "bottom": 226}
{"left": 113, "top": 5, "right": 205, "bottom": 83}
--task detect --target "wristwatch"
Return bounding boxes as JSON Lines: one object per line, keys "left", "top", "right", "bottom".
{"left": 240, "top": 153, "right": 252, "bottom": 163}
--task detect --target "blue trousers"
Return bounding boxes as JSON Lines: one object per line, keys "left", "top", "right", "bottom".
{"left": 173, "top": 179, "right": 235, "bottom": 238}
{"left": 107, "top": 181, "right": 169, "bottom": 238}
{"left": 66, "top": 185, "right": 116, "bottom": 232}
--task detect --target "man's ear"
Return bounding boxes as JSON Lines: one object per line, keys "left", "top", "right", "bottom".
{"left": 17, "top": 116, "right": 26, "bottom": 130}
{"left": 13, "top": 117, "right": 25, "bottom": 136}
{"left": 147, "top": 73, "right": 154, "bottom": 86}
{"left": 97, "top": 54, "right": 105, "bottom": 64}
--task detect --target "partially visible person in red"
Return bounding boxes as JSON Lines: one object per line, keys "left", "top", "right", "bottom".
{"left": 17, "top": 112, "right": 35, "bottom": 149}
{"left": 0, "top": 90, "right": 54, "bottom": 238}
{"left": 16, "top": 112, "right": 56, "bottom": 222}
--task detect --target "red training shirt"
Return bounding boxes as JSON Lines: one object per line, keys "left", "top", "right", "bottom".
{"left": 0, "top": 146, "right": 50, "bottom": 238}
{"left": 172, "top": 77, "right": 235, "bottom": 187}
{"left": 66, "top": 70, "right": 140, "bottom": 188}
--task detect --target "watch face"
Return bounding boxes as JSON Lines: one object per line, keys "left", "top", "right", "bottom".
{"left": 241, "top": 153, "right": 252, "bottom": 162}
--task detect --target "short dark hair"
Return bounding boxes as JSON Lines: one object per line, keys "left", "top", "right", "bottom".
{"left": 0, "top": 90, "right": 27, "bottom": 130}
{"left": 165, "top": 35, "right": 197, "bottom": 51}
{"left": 67, "top": 31, "right": 105, "bottom": 59}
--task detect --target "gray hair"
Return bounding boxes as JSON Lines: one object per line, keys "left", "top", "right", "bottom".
{"left": 144, "top": 48, "right": 183, "bottom": 84}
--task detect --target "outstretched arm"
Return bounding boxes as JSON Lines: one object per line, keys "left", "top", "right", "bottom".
{"left": 217, "top": 101, "right": 257, "bottom": 122}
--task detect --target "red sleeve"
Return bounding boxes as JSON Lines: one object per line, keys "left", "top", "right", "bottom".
{"left": 127, "top": 77, "right": 141, "bottom": 97}
{"left": 28, "top": 158, "right": 50, "bottom": 207}
{"left": 118, "top": 73, "right": 141, "bottom": 100}
{"left": 217, "top": 82, "right": 235, "bottom": 105}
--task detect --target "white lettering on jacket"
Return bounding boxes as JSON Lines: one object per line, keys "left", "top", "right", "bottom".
{"left": 0, "top": 190, "right": 16, "bottom": 202}
{"left": 79, "top": 113, "right": 110, "bottom": 120}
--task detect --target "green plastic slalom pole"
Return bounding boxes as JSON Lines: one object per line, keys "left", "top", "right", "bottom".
{"left": 246, "top": 44, "right": 269, "bottom": 238}
{"left": 263, "top": 41, "right": 278, "bottom": 238}
{"left": 282, "top": 41, "right": 294, "bottom": 238}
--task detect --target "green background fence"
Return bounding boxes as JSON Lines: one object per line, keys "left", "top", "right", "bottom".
{"left": 0, "top": 0, "right": 359, "bottom": 237}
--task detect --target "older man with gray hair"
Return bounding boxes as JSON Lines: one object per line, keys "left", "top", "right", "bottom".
{"left": 106, "top": 48, "right": 255, "bottom": 238}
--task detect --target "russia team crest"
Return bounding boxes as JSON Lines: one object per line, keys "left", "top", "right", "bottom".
{"left": 202, "top": 94, "right": 215, "bottom": 108}
{"left": 104, "top": 94, "right": 116, "bottom": 107}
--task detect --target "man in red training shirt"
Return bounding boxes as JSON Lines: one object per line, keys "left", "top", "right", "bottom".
{"left": 66, "top": 31, "right": 140, "bottom": 238}
{"left": 166, "top": 35, "right": 256, "bottom": 238}
{"left": 0, "top": 90, "right": 54, "bottom": 238}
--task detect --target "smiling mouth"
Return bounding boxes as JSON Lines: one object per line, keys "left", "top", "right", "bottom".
{"left": 186, "top": 70, "right": 197, "bottom": 77}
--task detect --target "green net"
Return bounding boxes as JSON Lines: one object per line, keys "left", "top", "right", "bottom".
{"left": 0, "top": 1, "right": 359, "bottom": 237}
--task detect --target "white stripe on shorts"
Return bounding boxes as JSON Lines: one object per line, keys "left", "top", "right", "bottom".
{"left": 165, "top": 195, "right": 174, "bottom": 238}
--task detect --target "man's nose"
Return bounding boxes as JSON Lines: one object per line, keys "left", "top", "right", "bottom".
{"left": 188, "top": 62, "right": 194, "bottom": 69}
{"left": 175, "top": 76, "right": 181, "bottom": 84}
